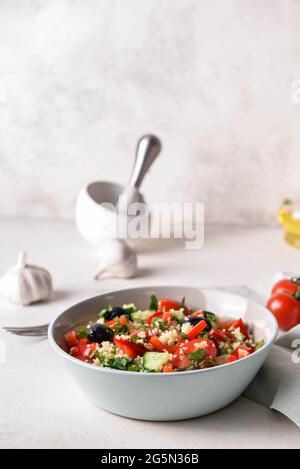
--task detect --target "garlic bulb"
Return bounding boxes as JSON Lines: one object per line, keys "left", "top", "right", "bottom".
{"left": 94, "top": 239, "right": 137, "bottom": 279}
{"left": 0, "top": 252, "right": 53, "bottom": 306}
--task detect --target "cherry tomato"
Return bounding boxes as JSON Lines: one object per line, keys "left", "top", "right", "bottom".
{"left": 173, "top": 338, "right": 217, "bottom": 370}
{"left": 271, "top": 277, "right": 300, "bottom": 296}
{"left": 266, "top": 291, "right": 300, "bottom": 331}
{"left": 158, "top": 299, "right": 191, "bottom": 315}
{"left": 184, "top": 338, "right": 217, "bottom": 360}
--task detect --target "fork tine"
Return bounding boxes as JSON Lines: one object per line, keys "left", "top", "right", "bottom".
{"left": 3, "top": 324, "right": 49, "bottom": 333}
{"left": 6, "top": 330, "right": 48, "bottom": 337}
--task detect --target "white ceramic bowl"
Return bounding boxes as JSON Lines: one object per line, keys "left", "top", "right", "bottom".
{"left": 48, "top": 286, "right": 277, "bottom": 421}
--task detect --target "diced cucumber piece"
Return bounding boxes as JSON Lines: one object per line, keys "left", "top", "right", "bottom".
{"left": 143, "top": 352, "right": 169, "bottom": 372}
{"left": 171, "top": 308, "right": 185, "bottom": 322}
{"left": 131, "top": 310, "right": 153, "bottom": 321}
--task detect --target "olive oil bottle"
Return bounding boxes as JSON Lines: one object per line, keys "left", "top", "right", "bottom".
{"left": 278, "top": 199, "right": 300, "bottom": 248}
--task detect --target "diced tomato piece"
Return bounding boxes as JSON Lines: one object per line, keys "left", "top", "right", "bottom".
{"left": 163, "top": 363, "right": 173, "bottom": 372}
{"left": 230, "top": 319, "right": 249, "bottom": 340}
{"left": 105, "top": 315, "right": 128, "bottom": 328}
{"left": 69, "top": 346, "right": 80, "bottom": 357}
{"left": 187, "top": 320, "right": 207, "bottom": 340}
{"left": 210, "top": 328, "right": 231, "bottom": 341}
{"left": 172, "top": 338, "right": 217, "bottom": 369}
{"left": 226, "top": 354, "right": 238, "bottom": 363}
{"left": 235, "top": 344, "right": 253, "bottom": 358}
{"left": 158, "top": 299, "right": 191, "bottom": 315}
{"left": 215, "top": 320, "right": 234, "bottom": 329}
{"left": 114, "top": 336, "right": 146, "bottom": 357}
{"left": 226, "top": 344, "right": 253, "bottom": 363}
{"left": 188, "top": 309, "right": 205, "bottom": 318}
{"left": 123, "top": 344, "right": 137, "bottom": 358}
{"left": 184, "top": 338, "right": 217, "bottom": 360}
{"left": 146, "top": 312, "right": 163, "bottom": 325}
{"left": 64, "top": 330, "right": 78, "bottom": 347}
{"left": 236, "top": 344, "right": 253, "bottom": 353}
{"left": 162, "top": 310, "right": 173, "bottom": 322}
{"left": 69, "top": 338, "right": 91, "bottom": 361}
{"left": 88, "top": 342, "right": 98, "bottom": 354}
{"left": 172, "top": 353, "right": 192, "bottom": 369}
{"left": 149, "top": 336, "right": 165, "bottom": 352}
{"left": 78, "top": 338, "right": 90, "bottom": 358}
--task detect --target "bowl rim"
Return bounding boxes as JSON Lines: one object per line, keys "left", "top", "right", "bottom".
{"left": 48, "top": 285, "right": 278, "bottom": 377}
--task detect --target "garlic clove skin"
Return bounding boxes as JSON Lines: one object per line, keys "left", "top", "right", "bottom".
{"left": 0, "top": 252, "right": 53, "bottom": 306}
{"left": 94, "top": 239, "right": 137, "bottom": 280}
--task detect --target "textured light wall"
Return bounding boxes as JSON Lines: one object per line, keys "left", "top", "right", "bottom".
{"left": 0, "top": 0, "right": 300, "bottom": 224}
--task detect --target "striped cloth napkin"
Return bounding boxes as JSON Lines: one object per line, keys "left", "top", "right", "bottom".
{"left": 222, "top": 275, "right": 300, "bottom": 428}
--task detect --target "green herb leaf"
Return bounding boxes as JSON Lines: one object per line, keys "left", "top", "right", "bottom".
{"left": 150, "top": 317, "right": 168, "bottom": 330}
{"left": 186, "top": 349, "right": 206, "bottom": 363}
{"left": 113, "top": 322, "right": 129, "bottom": 334}
{"left": 204, "top": 311, "right": 218, "bottom": 329}
{"left": 78, "top": 326, "right": 88, "bottom": 339}
{"left": 180, "top": 297, "right": 186, "bottom": 308}
{"left": 106, "top": 356, "right": 132, "bottom": 370}
{"left": 254, "top": 339, "right": 265, "bottom": 351}
{"left": 149, "top": 294, "right": 158, "bottom": 311}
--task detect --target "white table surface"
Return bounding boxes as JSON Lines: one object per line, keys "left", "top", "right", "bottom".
{"left": 0, "top": 218, "right": 300, "bottom": 449}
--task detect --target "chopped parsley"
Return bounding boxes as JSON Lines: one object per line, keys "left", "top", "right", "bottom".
{"left": 149, "top": 294, "right": 158, "bottom": 311}
{"left": 204, "top": 311, "right": 218, "bottom": 329}
{"left": 106, "top": 356, "right": 132, "bottom": 370}
{"left": 186, "top": 349, "right": 206, "bottom": 363}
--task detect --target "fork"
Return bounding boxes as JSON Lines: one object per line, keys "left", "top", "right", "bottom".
{"left": 3, "top": 323, "right": 49, "bottom": 337}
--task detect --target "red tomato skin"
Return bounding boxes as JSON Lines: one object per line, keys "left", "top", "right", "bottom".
{"left": 209, "top": 328, "right": 231, "bottom": 341}
{"left": 266, "top": 292, "right": 300, "bottom": 331}
{"left": 114, "top": 337, "right": 146, "bottom": 356}
{"left": 226, "top": 354, "right": 238, "bottom": 363}
{"left": 146, "top": 312, "right": 163, "bottom": 325}
{"left": 149, "top": 336, "right": 165, "bottom": 352}
{"left": 187, "top": 320, "right": 207, "bottom": 340}
{"left": 215, "top": 320, "right": 234, "bottom": 329}
{"left": 105, "top": 315, "right": 128, "bottom": 328}
{"left": 163, "top": 364, "right": 173, "bottom": 372}
{"left": 162, "top": 310, "right": 173, "bottom": 322}
{"left": 64, "top": 330, "right": 78, "bottom": 347}
{"left": 271, "top": 278, "right": 300, "bottom": 296}
{"left": 158, "top": 299, "right": 191, "bottom": 315}
{"left": 172, "top": 354, "right": 192, "bottom": 369}
{"left": 176, "top": 338, "right": 217, "bottom": 361}
{"left": 230, "top": 319, "right": 249, "bottom": 340}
